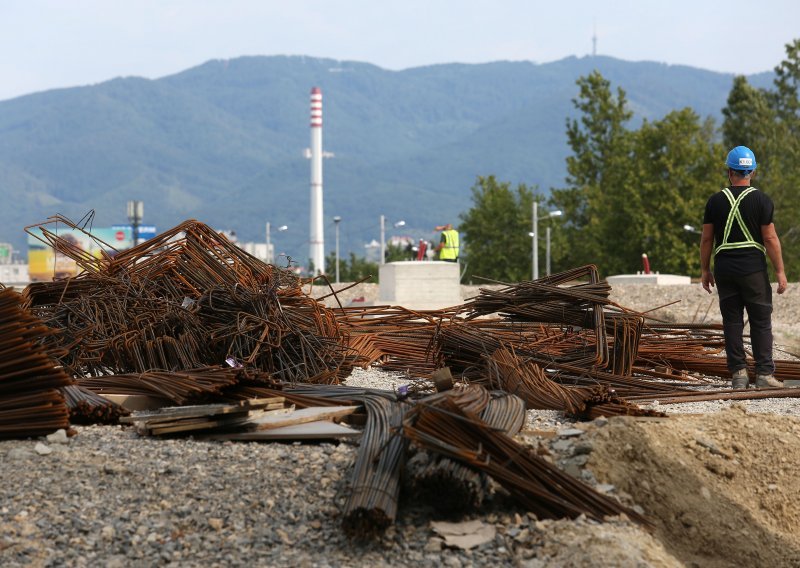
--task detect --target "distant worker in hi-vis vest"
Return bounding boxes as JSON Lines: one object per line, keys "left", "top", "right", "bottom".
{"left": 435, "top": 224, "right": 459, "bottom": 262}
{"left": 700, "top": 146, "right": 787, "bottom": 389}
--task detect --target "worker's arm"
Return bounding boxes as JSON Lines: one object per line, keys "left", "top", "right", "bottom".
{"left": 762, "top": 223, "right": 788, "bottom": 294}
{"left": 700, "top": 223, "right": 715, "bottom": 293}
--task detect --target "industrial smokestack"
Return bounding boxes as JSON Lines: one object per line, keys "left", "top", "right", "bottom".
{"left": 309, "top": 87, "right": 324, "bottom": 275}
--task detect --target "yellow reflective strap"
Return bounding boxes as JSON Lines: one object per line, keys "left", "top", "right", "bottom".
{"left": 714, "top": 187, "right": 766, "bottom": 255}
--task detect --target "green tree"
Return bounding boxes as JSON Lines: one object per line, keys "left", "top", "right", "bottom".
{"left": 552, "top": 72, "right": 722, "bottom": 276}
{"left": 550, "top": 71, "right": 634, "bottom": 273}
{"left": 634, "top": 109, "right": 722, "bottom": 274}
{"left": 459, "top": 175, "right": 542, "bottom": 282}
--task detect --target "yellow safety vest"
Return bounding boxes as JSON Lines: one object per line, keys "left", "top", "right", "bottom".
{"left": 714, "top": 187, "right": 766, "bottom": 256}
{"left": 440, "top": 229, "right": 460, "bottom": 260}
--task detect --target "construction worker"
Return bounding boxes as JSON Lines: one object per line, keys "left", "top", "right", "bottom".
{"left": 435, "top": 224, "right": 459, "bottom": 262}
{"left": 700, "top": 146, "right": 788, "bottom": 389}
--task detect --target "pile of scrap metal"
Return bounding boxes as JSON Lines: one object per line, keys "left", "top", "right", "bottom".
{"left": 0, "top": 288, "right": 72, "bottom": 438}
{"left": 290, "top": 382, "right": 651, "bottom": 538}
{"left": 339, "top": 264, "right": 800, "bottom": 413}
{"left": 20, "top": 216, "right": 363, "bottom": 411}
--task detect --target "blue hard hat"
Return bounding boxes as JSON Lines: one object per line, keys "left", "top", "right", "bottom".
{"left": 726, "top": 146, "right": 757, "bottom": 172}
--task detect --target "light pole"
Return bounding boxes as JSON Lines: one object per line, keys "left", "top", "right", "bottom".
{"left": 266, "top": 222, "right": 287, "bottom": 264}
{"left": 380, "top": 216, "right": 405, "bottom": 264}
{"left": 333, "top": 216, "right": 341, "bottom": 283}
{"left": 127, "top": 200, "right": 143, "bottom": 247}
{"left": 532, "top": 203, "right": 562, "bottom": 280}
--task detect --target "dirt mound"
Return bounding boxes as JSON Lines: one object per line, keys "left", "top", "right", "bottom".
{"left": 519, "top": 516, "right": 682, "bottom": 567}
{"left": 587, "top": 406, "right": 800, "bottom": 567}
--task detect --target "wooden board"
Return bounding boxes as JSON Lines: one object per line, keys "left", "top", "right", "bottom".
{"left": 144, "top": 414, "right": 256, "bottom": 436}
{"left": 247, "top": 405, "right": 359, "bottom": 431}
{"left": 99, "top": 394, "right": 171, "bottom": 412}
{"left": 139, "top": 407, "right": 294, "bottom": 436}
{"left": 204, "top": 420, "right": 361, "bottom": 441}
{"left": 120, "top": 397, "right": 285, "bottom": 424}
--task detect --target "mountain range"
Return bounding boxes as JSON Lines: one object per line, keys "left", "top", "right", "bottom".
{"left": 0, "top": 54, "right": 773, "bottom": 265}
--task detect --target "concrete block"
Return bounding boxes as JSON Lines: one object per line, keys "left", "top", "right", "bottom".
{"left": 379, "top": 261, "right": 462, "bottom": 310}
{"left": 606, "top": 273, "right": 691, "bottom": 286}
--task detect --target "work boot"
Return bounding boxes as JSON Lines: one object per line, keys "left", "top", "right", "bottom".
{"left": 755, "top": 374, "right": 782, "bottom": 389}
{"left": 731, "top": 368, "right": 749, "bottom": 389}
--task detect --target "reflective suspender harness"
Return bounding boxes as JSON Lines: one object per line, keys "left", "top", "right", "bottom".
{"left": 714, "top": 187, "right": 766, "bottom": 256}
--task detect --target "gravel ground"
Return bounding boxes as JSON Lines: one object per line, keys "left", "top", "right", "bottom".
{"left": 3, "top": 282, "right": 799, "bottom": 566}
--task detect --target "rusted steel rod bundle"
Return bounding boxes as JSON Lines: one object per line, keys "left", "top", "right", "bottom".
{"left": 402, "top": 388, "right": 651, "bottom": 525}
{"left": 342, "top": 394, "right": 408, "bottom": 537}
{"left": 337, "top": 305, "right": 451, "bottom": 372}
{"left": 462, "top": 265, "right": 611, "bottom": 369}
{"left": 486, "top": 347, "right": 661, "bottom": 419}
{"left": 60, "top": 385, "right": 130, "bottom": 424}
{"left": 22, "top": 217, "right": 357, "bottom": 387}
{"left": 78, "top": 367, "right": 245, "bottom": 405}
{"left": 408, "top": 388, "right": 527, "bottom": 516}
{"left": 0, "top": 288, "right": 72, "bottom": 438}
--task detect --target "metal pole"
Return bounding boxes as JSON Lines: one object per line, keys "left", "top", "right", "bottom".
{"left": 334, "top": 217, "right": 341, "bottom": 283}
{"left": 266, "top": 222, "right": 271, "bottom": 264}
{"left": 546, "top": 226, "right": 551, "bottom": 276}
{"left": 532, "top": 201, "right": 539, "bottom": 280}
{"left": 380, "top": 214, "right": 386, "bottom": 265}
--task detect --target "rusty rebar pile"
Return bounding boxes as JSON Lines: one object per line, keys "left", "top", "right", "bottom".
{"left": 60, "top": 385, "right": 130, "bottom": 424}
{"left": 79, "top": 367, "right": 245, "bottom": 405}
{"left": 0, "top": 288, "right": 72, "bottom": 438}
{"left": 342, "top": 394, "right": 407, "bottom": 537}
{"left": 407, "top": 388, "right": 527, "bottom": 517}
{"left": 402, "top": 386, "right": 651, "bottom": 525}
{"left": 22, "top": 217, "right": 357, "bottom": 388}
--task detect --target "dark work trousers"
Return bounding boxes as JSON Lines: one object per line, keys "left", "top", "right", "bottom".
{"left": 715, "top": 270, "right": 774, "bottom": 375}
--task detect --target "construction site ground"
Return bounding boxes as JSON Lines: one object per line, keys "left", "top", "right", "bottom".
{"left": 2, "top": 282, "right": 799, "bottom": 566}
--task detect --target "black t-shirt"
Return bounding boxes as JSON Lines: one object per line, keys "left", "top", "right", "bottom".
{"left": 703, "top": 185, "right": 773, "bottom": 276}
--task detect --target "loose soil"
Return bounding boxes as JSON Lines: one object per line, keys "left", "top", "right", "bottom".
{"left": 587, "top": 406, "right": 800, "bottom": 567}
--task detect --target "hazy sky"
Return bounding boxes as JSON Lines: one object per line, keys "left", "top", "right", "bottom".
{"left": 1, "top": 0, "right": 798, "bottom": 101}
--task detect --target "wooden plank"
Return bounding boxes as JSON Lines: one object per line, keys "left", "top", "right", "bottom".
{"left": 205, "top": 420, "right": 361, "bottom": 441}
{"left": 120, "top": 397, "right": 285, "bottom": 424}
{"left": 99, "top": 394, "right": 171, "bottom": 412}
{"left": 247, "top": 405, "right": 359, "bottom": 431}
{"left": 145, "top": 414, "right": 255, "bottom": 436}
{"left": 140, "top": 406, "right": 294, "bottom": 434}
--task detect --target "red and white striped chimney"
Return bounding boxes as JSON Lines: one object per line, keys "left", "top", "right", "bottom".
{"left": 309, "top": 87, "right": 324, "bottom": 274}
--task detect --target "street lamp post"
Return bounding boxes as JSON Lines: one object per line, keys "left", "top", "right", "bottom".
{"left": 333, "top": 216, "right": 341, "bottom": 283}
{"left": 379, "top": 216, "right": 405, "bottom": 265}
{"left": 546, "top": 226, "right": 552, "bottom": 277}
{"left": 266, "top": 222, "right": 271, "bottom": 264}
{"left": 532, "top": 202, "right": 538, "bottom": 280}
{"left": 266, "top": 222, "right": 288, "bottom": 264}
{"left": 532, "top": 203, "right": 562, "bottom": 280}
{"left": 127, "top": 200, "right": 143, "bottom": 247}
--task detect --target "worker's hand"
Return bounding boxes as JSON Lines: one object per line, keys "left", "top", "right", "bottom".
{"left": 776, "top": 271, "right": 788, "bottom": 295}
{"left": 701, "top": 270, "right": 715, "bottom": 294}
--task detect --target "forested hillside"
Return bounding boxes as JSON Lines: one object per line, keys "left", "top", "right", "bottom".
{"left": 0, "top": 55, "right": 772, "bottom": 262}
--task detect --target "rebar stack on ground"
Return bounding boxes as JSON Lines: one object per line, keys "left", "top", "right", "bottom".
{"left": 407, "top": 387, "right": 527, "bottom": 516}
{"left": 402, "top": 386, "right": 651, "bottom": 526}
{"left": 487, "top": 346, "right": 662, "bottom": 419}
{"left": 462, "top": 265, "right": 611, "bottom": 369}
{"left": 336, "top": 305, "right": 450, "bottom": 372}
{"left": 78, "top": 367, "right": 246, "bottom": 405}
{"left": 342, "top": 394, "right": 408, "bottom": 537}
{"left": 60, "top": 385, "right": 130, "bottom": 424}
{"left": 22, "top": 216, "right": 357, "bottom": 389}
{"left": 0, "top": 288, "right": 72, "bottom": 438}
